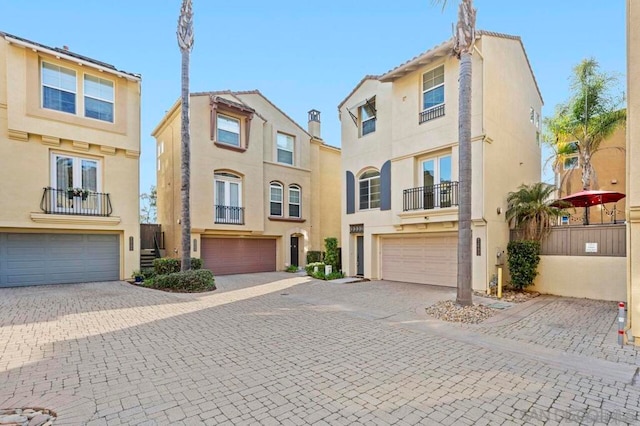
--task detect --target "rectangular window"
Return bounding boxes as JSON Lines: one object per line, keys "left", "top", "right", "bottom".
{"left": 423, "top": 155, "right": 452, "bottom": 209}
{"left": 50, "top": 154, "right": 100, "bottom": 213}
{"left": 422, "top": 65, "right": 444, "bottom": 111}
{"left": 84, "top": 75, "right": 114, "bottom": 122}
{"left": 42, "top": 62, "right": 76, "bottom": 114}
{"left": 289, "top": 186, "right": 301, "bottom": 218}
{"left": 270, "top": 183, "right": 283, "bottom": 216}
{"left": 277, "top": 133, "right": 294, "bottom": 165}
{"left": 564, "top": 156, "right": 579, "bottom": 170}
{"left": 359, "top": 99, "right": 376, "bottom": 136}
{"left": 217, "top": 114, "right": 241, "bottom": 146}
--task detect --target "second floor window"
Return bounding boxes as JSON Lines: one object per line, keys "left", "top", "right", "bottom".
{"left": 359, "top": 170, "right": 380, "bottom": 210}
{"left": 84, "top": 75, "right": 114, "bottom": 122}
{"left": 359, "top": 98, "right": 376, "bottom": 136}
{"left": 217, "top": 114, "right": 241, "bottom": 147}
{"left": 422, "top": 65, "right": 444, "bottom": 112}
{"left": 289, "top": 185, "right": 301, "bottom": 218}
{"left": 277, "top": 133, "right": 294, "bottom": 165}
{"left": 42, "top": 62, "right": 76, "bottom": 114}
{"left": 270, "top": 182, "right": 283, "bottom": 216}
{"left": 214, "top": 172, "right": 242, "bottom": 224}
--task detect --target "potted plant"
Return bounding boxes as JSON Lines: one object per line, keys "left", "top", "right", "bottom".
{"left": 132, "top": 270, "right": 144, "bottom": 284}
{"left": 67, "top": 187, "right": 91, "bottom": 201}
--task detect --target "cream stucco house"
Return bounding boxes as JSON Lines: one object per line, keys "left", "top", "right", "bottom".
{"left": 152, "top": 91, "right": 340, "bottom": 275}
{"left": 339, "top": 31, "right": 542, "bottom": 291}
{"left": 626, "top": 0, "right": 640, "bottom": 345}
{"left": 0, "top": 32, "right": 141, "bottom": 287}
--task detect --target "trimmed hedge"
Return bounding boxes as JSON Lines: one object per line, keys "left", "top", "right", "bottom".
{"left": 153, "top": 257, "right": 203, "bottom": 275}
{"left": 306, "top": 251, "right": 324, "bottom": 264}
{"left": 324, "top": 237, "right": 339, "bottom": 272}
{"left": 507, "top": 240, "right": 541, "bottom": 290}
{"left": 151, "top": 269, "right": 216, "bottom": 293}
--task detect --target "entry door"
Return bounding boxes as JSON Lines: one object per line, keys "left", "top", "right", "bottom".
{"left": 290, "top": 236, "right": 299, "bottom": 267}
{"left": 356, "top": 236, "right": 364, "bottom": 276}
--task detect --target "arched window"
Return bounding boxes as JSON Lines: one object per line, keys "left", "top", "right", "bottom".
{"left": 270, "top": 182, "right": 283, "bottom": 216}
{"left": 359, "top": 170, "right": 380, "bottom": 210}
{"left": 289, "top": 185, "right": 301, "bottom": 218}
{"left": 214, "top": 172, "right": 242, "bottom": 224}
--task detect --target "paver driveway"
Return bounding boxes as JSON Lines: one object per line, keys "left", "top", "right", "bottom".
{"left": 1, "top": 273, "right": 639, "bottom": 425}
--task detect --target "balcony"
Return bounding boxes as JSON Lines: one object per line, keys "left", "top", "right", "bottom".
{"left": 403, "top": 182, "right": 459, "bottom": 212}
{"left": 419, "top": 104, "right": 445, "bottom": 124}
{"left": 40, "top": 187, "right": 113, "bottom": 217}
{"left": 215, "top": 205, "right": 245, "bottom": 225}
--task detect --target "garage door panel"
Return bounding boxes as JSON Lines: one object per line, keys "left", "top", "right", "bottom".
{"left": 201, "top": 238, "right": 276, "bottom": 275}
{"left": 0, "top": 233, "right": 119, "bottom": 287}
{"left": 381, "top": 235, "right": 457, "bottom": 287}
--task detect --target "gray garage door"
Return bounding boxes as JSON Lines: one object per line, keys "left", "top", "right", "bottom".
{"left": 0, "top": 233, "right": 119, "bottom": 287}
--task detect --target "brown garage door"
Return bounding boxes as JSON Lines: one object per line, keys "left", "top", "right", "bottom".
{"left": 380, "top": 234, "right": 457, "bottom": 287}
{"left": 201, "top": 238, "right": 276, "bottom": 275}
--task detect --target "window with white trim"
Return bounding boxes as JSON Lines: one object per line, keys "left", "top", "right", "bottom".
{"left": 270, "top": 182, "right": 283, "bottom": 216}
{"left": 276, "top": 132, "right": 294, "bottom": 165}
{"left": 50, "top": 153, "right": 100, "bottom": 213}
{"left": 217, "top": 114, "right": 241, "bottom": 147}
{"left": 359, "top": 170, "right": 380, "bottom": 210}
{"left": 214, "top": 172, "right": 242, "bottom": 224}
{"left": 289, "top": 185, "right": 301, "bottom": 218}
{"left": 422, "top": 65, "right": 444, "bottom": 112}
{"left": 84, "top": 74, "right": 114, "bottom": 122}
{"left": 42, "top": 62, "right": 76, "bottom": 114}
{"left": 422, "top": 154, "right": 453, "bottom": 208}
{"left": 359, "top": 98, "right": 376, "bottom": 136}
{"left": 563, "top": 142, "right": 579, "bottom": 170}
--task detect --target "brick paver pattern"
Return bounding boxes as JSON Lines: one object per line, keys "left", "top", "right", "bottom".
{"left": 1, "top": 273, "right": 639, "bottom": 425}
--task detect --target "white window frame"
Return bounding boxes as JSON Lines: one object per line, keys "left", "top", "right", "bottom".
{"left": 422, "top": 154, "right": 453, "bottom": 209}
{"left": 359, "top": 98, "right": 376, "bottom": 137}
{"left": 422, "top": 65, "right": 445, "bottom": 113}
{"left": 50, "top": 153, "right": 101, "bottom": 214}
{"left": 276, "top": 132, "right": 295, "bottom": 165}
{"left": 564, "top": 155, "right": 579, "bottom": 170}
{"left": 270, "top": 182, "right": 284, "bottom": 216}
{"left": 216, "top": 113, "right": 241, "bottom": 147}
{"left": 157, "top": 141, "right": 164, "bottom": 171}
{"left": 214, "top": 172, "right": 243, "bottom": 223}
{"left": 289, "top": 185, "right": 301, "bottom": 218}
{"left": 359, "top": 170, "right": 381, "bottom": 210}
{"left": 83, "top": 74, "right": 115, "bottom": 122}
{"left": 41, "top": 61, "right": 77, "bottom": 114}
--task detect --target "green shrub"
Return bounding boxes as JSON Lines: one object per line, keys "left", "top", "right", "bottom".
{"left": 141, "top": 268, "right": 156, "bottom": 280}
{"left": 306, "top": 251, "right": 324, "bottom": 264}
{"left": 153, "top": 257, "right": 202, "bottom": 274}
{"left": 507, "top": 240, "right": 541, "bottom": 290}
{"left": 325, "top": 271, "right": 345, "bottom": 280}
{"left": 324, "top": 237, "right": 339, "bottom": 272}
{"left": 305, "top": 262, "right": 325, "bottom": 276}
{"left": 151, "top": 269, "right": 216, "bottom": 293}
{"left": 285, "top": 265, "right": 299, "bottom": 273}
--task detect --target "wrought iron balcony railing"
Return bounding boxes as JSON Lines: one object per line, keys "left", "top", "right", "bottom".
{"left": 419, "top": 104, "right": 445, "bottom": 124}
{"left": 215, "top": 205, "right": 245, "bottom": 225}
{"left": 40, "top": 187, "right": 113, "bottom": 217}
{"left": 403, "top": 181, "right": 459, "bottom": 212}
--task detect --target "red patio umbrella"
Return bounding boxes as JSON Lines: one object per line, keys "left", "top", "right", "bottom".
{"left": 551, "top": 190, "right": 626, "bottom": 224}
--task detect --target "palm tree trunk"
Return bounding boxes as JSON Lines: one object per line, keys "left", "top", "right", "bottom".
{"left": 180, "top": 49, "right": 192, "bottom": 271}
{"left": 457, "top": 50, "right": 473, "bottom": 306}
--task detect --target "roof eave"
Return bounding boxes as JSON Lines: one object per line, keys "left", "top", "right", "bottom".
{"left": 379, "top": 40, "right": 454, "bottom": 82}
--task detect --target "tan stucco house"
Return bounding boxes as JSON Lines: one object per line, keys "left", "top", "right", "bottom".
{"left": 556, "top": 126, "right": 626, "bottom": 225}
{"left": 0, "top": 31, "right": 141, "bottom": 287}
{"left": 339, "top": 31, "right": 542, "bottom": 291}
{"left": 626, "top": 0, "right": 640, "bottom": 345}
{"left": 152, "top": 91, "right": 340, "bottom": 275}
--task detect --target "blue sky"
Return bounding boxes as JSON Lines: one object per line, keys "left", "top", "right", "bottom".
{"left": 0, "top": 1, "right": 626, "bottom": 194}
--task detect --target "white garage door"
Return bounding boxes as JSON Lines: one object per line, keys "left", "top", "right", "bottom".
{"left": 380, "top": 234, "right": 457, "bottom": 287}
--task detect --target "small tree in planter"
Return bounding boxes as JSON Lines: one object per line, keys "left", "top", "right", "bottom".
{"left": 324, "top": 237, "right": 339, "bottom": 274}
{"left": 507, "top": 240, "right": 541, "bottom": 290}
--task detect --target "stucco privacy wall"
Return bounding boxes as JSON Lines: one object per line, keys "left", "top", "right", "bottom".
{"left": 533, "top": 256, "right": 626, "bottom": 302}
{"left": 0, "top": 33, "right": 141, "bottom": 281}
{"left": 627, "top": 0, "right": 640, "bottom": 344}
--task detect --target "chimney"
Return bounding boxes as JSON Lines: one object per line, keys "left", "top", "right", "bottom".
{"left": 63, "top": 45, "right": 69, "bottom": 51}
{"left": 308, "top": 109, "right": 321, "bottom": 139}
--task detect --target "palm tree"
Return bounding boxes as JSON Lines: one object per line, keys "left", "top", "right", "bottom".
{"left": 545, "top": 59, "right": 626, "bottom": 192}
{"left": 177, "top": 0, "right": 194, "bottom": 271}
{"left": 433, "top": 0, "right": 476, "bottom": 306}
{"left": 506, "top": 183, "right": 567, "bottom": 242}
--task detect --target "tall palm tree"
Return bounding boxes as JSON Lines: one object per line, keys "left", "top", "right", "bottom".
{"left": 546, "top": 59, "right": 626, "bottom": 192}
{"left": 433, "top": 0, "right": 476, "bottom": 306}
{"left": 177, "top": 0, "right": 194, "bottom": 271}
{"left": 506, "top": 183, "right": 567, "bottom": 242}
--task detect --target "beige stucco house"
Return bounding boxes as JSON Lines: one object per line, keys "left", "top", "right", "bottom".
{"left": 339, "top": 31, "right": 542, "bottom": 291}
{"left": 627, "top": 0, "right": 640, "bottom": 345}
{"left": 556, "top": 126, "right": 626, "bottom": 225}
{"left": 0, "top": 31, "right": 141, "bottom": 287}
{"left": 152, "top": 91, "right": 340, "bottom": 275}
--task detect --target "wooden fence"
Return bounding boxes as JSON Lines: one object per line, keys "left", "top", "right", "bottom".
{"left": 510, "top": 224, "right": 626, "bottom": 257}
{"left": 140, "top": 224, "right": 163, "bottom": 250}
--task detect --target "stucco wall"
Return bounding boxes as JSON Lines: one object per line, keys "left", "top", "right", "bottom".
{"left": 533, "top": 256, "right": 626, "bottom": 302}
